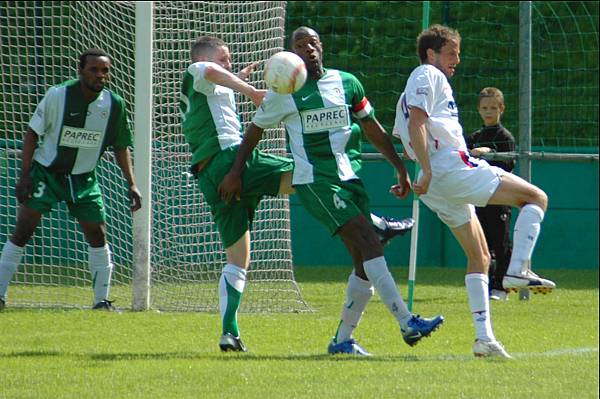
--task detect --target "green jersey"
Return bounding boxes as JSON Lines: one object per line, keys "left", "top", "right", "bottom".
{"left": 252, "top": 68, "right": 374, "bottom": 185}
{"left": 28, "top": 79, "right": 132, "bottom": 174}
{"left": 180, "top": 62, "right": 243, "bottom": 167}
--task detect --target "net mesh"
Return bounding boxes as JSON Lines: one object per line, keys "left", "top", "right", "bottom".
{"left": 286, "top": 1, "right": 599, "bottom": 151}
{"left": 0, "top": 1, "right": 310, "bottom": 312}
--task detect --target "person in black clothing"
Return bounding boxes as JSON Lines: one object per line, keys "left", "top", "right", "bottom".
{"left": 467, "top": 87, "right": 515, "bottom": 301}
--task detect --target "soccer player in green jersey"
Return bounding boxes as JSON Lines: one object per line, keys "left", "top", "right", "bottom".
{"left": 219, "top": 27, "right": 444, "bottom": 355}
{"left": 180, "top": 36, "right": 295, "bottom": 352}
{"left": 0, "top": 49, "right": 142, "bottom": 312}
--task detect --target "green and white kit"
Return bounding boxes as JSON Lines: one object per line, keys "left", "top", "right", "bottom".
{"left": 180, "top": 62, "right": 292, "bottom": 247}
{"left": 27, "top": 79, "right": 132, "bottom": 221}
{"left": 253, "top": 68, "right": 375, "bottom": 234}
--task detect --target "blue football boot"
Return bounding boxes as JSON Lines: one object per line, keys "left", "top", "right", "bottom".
{"left": 328, "top": 338, "right": 372, "bottom": 356}
{"left": 401, "top": 314, "right": 444, "bottom": 347}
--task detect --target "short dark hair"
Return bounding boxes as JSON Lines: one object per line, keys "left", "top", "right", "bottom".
{"left": 289, "top": 26, "right": 320, "bottom": 48}
{"left": 190, "top": 36, "right": 227, "bottom": 62}
{"left": 79, "top": 48, "right": 110, "bottom": 69}
{"left": 417, "top": 24, "right": 461, "bottom": 63}
{"left": 478, "top": 87, "right": 505, "bottom": 107}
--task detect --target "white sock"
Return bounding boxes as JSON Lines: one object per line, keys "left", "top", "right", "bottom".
{"left": 334, "top": 272, "right": 374, "bottom": 343}
{"left": 508, "top": 204, "right": 544, "bottom": 275}
{"left": 363, "top": 256, "right": 412, "bottom": 329}
{"left": 465, "top": 273, "right": 496, "bottom": 342}
{"left": 219, "top": 263, "right": 247, "bottom": 337}
{"left": 370, "top": 213, "right": 385, "bottom": 229}
{"left": 0, "top": 241, "right": 25, "bottom": 300}
{"left": 88, "top": 245, "right": 113, "bottom": 304}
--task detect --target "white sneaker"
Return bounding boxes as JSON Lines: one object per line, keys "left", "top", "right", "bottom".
{"left": 503, "top": 269, "right": 556, "bottom": 294}
{"left": 473, "top": 340, "right": 512, "bottom": 359}
{"left": 490, "top": 289, "right": 508, "bottom": 301}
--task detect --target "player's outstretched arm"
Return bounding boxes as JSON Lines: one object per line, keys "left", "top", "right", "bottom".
{"left": 218, "top": 123, "right": 266, "bottom": 203}
{"left": 360, "top": 118, "right": 411, "bottom": 200}
{"left": 203, "top": 63, "right": 265, "bottom": 106}
{"left": 114, "top": 148, "right": 142, "bottom": 211}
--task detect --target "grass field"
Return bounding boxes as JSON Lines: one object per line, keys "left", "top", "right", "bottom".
{"left": 1, "top": 266, "right": 598, "bottom": 399}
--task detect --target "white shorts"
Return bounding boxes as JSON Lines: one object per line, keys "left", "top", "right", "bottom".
{"left": 419, "top": 149, "right": 506, "bottom": 228}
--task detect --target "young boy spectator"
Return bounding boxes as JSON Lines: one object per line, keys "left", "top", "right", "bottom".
{"left": 467, "top": 87, "right": 515, "bottom": 301}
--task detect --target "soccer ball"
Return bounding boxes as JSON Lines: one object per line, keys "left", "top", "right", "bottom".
{"left": 263, "top": 51, "right": 307, "bottom": 94}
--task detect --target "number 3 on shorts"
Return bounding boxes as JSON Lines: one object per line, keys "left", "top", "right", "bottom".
{"left": 33, "top": 181, "right": 46, "bottom": 198}
{"left": 333, "top": 193, "right": 347, "bottom": 210}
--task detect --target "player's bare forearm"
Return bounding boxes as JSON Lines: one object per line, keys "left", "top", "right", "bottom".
{"left": 114, "top": 148, "right": 142, "bottom": 211}
{"left": 20, "top": 129, "right": 38, "bottom": 178}
{"left": 218, "top": 123, "right": 265, "bottom": 203}
{"left": 204, "top": 64, "right": 265, "bottom": 106}
{"left": 15, "top": 128, "right": 38, "bottom": 203}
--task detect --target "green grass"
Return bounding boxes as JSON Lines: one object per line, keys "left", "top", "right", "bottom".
{"left": 1, "top": 267, "right": 598, "bottom": 399}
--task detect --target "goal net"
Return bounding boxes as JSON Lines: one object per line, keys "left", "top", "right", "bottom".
{"left": 0, "top": 1, "right": 310, "bottom": 312}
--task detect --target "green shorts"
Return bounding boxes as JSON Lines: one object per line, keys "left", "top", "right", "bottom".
{"left": 197, "top": 146, "right": 293, "bottom": 248}
{"left": 25, "top": 162, "right": 106, "bottom": 222}
{"left": 295, "top": 179, "right": 371, "bottom": 236}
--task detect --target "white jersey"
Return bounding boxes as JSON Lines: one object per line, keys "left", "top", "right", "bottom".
{"left": 392, "top": 64, "right": 467, "bottom": 162}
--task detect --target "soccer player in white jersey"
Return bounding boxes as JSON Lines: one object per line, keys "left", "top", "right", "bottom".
{"left": 392, "top": 25, "right": 556, "bottom": 358}
{"left": 219, "top": 26, "right": 444, "bottom": 356}
{"left": 0, "top": 49, "right": 141, "bottom": 312}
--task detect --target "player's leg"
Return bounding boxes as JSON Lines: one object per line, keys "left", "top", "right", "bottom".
{"left": 218, "top": 231, "right": 250, "bottom": 352}
{"left": 338, "top": 215, "right": 443, "bottom": 347}
{"left": 69, "top": 173, "right": 115, "bottom": 310}
{"left": 488, "top": 173, "right": 554, "bottom": 293}
{"left": 327, "top": 235, "right": 375, "bottom": 355}
{"left": 0, "top": 205, "right": 42, "bottom": 308}
{"left": 1, "top": 162, "right": 57, "bottom": 309}
{"left": 489, "top": 206, "right": 512, "bottom": 300}
{"left": 450, "top": 216, "right": 511, "bottom": 358}
{"left": 77, "top": 220, "right": 115, "bottom": 309}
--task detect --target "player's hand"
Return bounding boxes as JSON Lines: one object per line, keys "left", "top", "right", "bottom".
{"left": 15, "top": 175, "right": 34, "bottom": 204}
{"left": 128, "top": 184, "right": 142, "bottom": 212}
{"left": 238, "top": 62, "right": 260, "bottom": 81}
{"left": 250, "top": 89, "right": 267, "bottom": 107}
{"left": 390, "top": 170, "right": 411, "bottom": 199}
{"left": 412, "top": 170, "right": 432, "bottom": 196}
{"left": 218, "top": 172, "right": 242, "bottom": 203}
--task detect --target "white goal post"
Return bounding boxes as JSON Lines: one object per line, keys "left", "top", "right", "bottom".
{"left": 0, "top": 1, "right": 310, "bottom": 313}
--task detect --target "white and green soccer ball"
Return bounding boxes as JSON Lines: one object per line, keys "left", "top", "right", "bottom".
{"left": 263, "top": 51, "right": 307, "bottom": 94}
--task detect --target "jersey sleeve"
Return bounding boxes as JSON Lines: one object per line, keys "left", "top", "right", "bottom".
{"left": 111, "top": 96, "right": 134, "bottom": 150}
{"left": 28, "top": 87, "right": 58, "bottom": 137}
{"left": 187, "top": 62, "right": 217, "bottom": 95}
{"left": 252, "top": 90, "right": 290, "bottom": 129}
{"left": 404, "top": 67, "right": 436, "bottom": 116}
{"left": 348, "top": 74, "right": 375, "bottom": 120}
